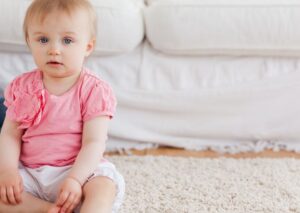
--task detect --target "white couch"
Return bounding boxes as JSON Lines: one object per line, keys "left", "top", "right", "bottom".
{"left": 1, "top": 0, "right": 300, "bottom": 153}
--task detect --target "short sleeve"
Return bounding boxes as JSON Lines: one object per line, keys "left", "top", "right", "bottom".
{"left": 4, "top": 78, "right": 27, "bottom": 122}
{"left": 4, "top": 80, "right": 16, "bottom": 109}
{"left": 81, "top": 81, "right": 117, "bottom": 122}
{"left": 3, "top": 71, "right": 46, "bottom": 128}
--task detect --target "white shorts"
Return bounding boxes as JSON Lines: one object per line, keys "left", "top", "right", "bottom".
{"left": 19, "top": 161, "right": 125, "bottom": 213}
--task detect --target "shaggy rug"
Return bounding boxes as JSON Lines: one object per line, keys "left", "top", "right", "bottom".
{"left": 108, "top": 156, "right": 300, "bottom": 213}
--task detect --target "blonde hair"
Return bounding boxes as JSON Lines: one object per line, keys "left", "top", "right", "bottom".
{"left": 23, "top": 0, "right": 97, "bottom": 42}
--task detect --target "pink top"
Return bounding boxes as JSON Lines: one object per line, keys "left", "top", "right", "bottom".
{"left": 4, "top": 68, "right": 116, "bottom": 168}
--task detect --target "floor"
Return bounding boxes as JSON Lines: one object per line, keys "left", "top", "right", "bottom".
{"left": 107, "top": 146, "right": 300, "bottom": 158}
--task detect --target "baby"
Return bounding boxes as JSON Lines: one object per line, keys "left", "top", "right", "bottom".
{"left": 0, "top": 0, "right": 125, "bottom": 212}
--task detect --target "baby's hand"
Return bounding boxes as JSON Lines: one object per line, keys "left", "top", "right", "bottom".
{"left": 0, "top": 169, "right": 23, "bottom": 205}
{"left": 56, "top": 177, "right": 82, "bottom": 213}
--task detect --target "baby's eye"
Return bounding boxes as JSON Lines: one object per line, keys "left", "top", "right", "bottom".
{"left": 39, "top": 37, "right": 48, "bottom": 44}
{"left": 63, "top": 37, "right": 73, "bottom": 45}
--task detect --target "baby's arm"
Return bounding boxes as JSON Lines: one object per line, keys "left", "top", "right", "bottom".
{"left": 55, "top": 116, "right": 109, "bottom": 212}
{"left": 68, "top": 116, "right": 109, "bottom": 183}
{"left": 0, "top": 117, "right": 24, "bottom": 205}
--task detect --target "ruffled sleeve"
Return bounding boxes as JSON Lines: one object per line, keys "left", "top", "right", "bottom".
{"left": 81, "top": 79, "right": 117, "bottom": 122}
{"left": 4, "top": 71, "right": 45, "bottom": 129}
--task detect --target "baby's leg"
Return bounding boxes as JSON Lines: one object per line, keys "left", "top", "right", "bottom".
{"left": 81, "top": 176, "right": 116, "bottom": 213}
{"left": 0, "top": 191, "right": 59, "bottom": 213}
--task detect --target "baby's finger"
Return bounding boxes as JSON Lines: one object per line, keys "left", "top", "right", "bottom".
{"left": 7, "top": 186, "right": 17, "bottom": 205}
{"left": 65, "top": 203, "right": 77, "bottom": 213}
{"left": 56, "top": 191, "right": 70, "bottom": 207}
{"left": 68, "top": 196, "right": 81, "bottom": 212}
{"left": 60, "top": 194, "right": 75, "bottom": 213}
{"left": 0, "top": 187, "right": 8, "bottom": 204}
{"left": 13, "top": 185, "right": 22, "bottom": 203}
{"left": 73, "top": 195, "right": 82, "bottom": 206}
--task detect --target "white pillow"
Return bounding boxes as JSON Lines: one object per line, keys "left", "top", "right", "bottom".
{"left": 92, "top": 0, "right": 144, "bottom": 55}
{"left": 0, "top": 0, "right": 145, "bottom": 55}
{"left": 0, "top": 1, "right": 29, "bottom": 52}
{"left": 145, "top": 0, "right": 300, "bottom": 56}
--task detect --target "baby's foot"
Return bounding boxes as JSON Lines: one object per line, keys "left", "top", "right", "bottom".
{"left": 47, "top": 205, "right": 61, "bottom": 213}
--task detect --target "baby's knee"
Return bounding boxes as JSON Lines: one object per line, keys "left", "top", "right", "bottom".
{"left": 84, "top": 176, "right": 117, "bottom": 198}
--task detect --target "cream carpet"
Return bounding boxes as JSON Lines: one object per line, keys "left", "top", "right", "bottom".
{"left": 108, "top": 156, "right": 300, "bottom": 213}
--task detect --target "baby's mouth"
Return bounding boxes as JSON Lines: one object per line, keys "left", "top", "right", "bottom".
{"left": 47, "top": 61, "right": 63, "bottom": 65}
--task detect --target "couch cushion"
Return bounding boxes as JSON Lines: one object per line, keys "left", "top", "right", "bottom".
{"left": 145, "top": 0, "right": 300, "bottom": 56}
{"left": 0, "top": 0, "right": 145, "bottom": 55}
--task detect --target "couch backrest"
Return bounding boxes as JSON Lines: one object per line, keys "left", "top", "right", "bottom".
{"left": 1, "top": 0, "right": 300, "bottom": 56}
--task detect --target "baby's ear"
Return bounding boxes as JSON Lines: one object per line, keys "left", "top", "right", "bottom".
{"left": 85, "top": 38, "right": 95, "bottom": 57}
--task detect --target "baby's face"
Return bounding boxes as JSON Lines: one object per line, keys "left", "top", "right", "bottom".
{"left": 26, "top": 9, "right": 94, "bottom": 79}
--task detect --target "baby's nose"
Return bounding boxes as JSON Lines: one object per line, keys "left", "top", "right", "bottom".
{"left": 47, "top": 47, "right": 61, "bottom": 55}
